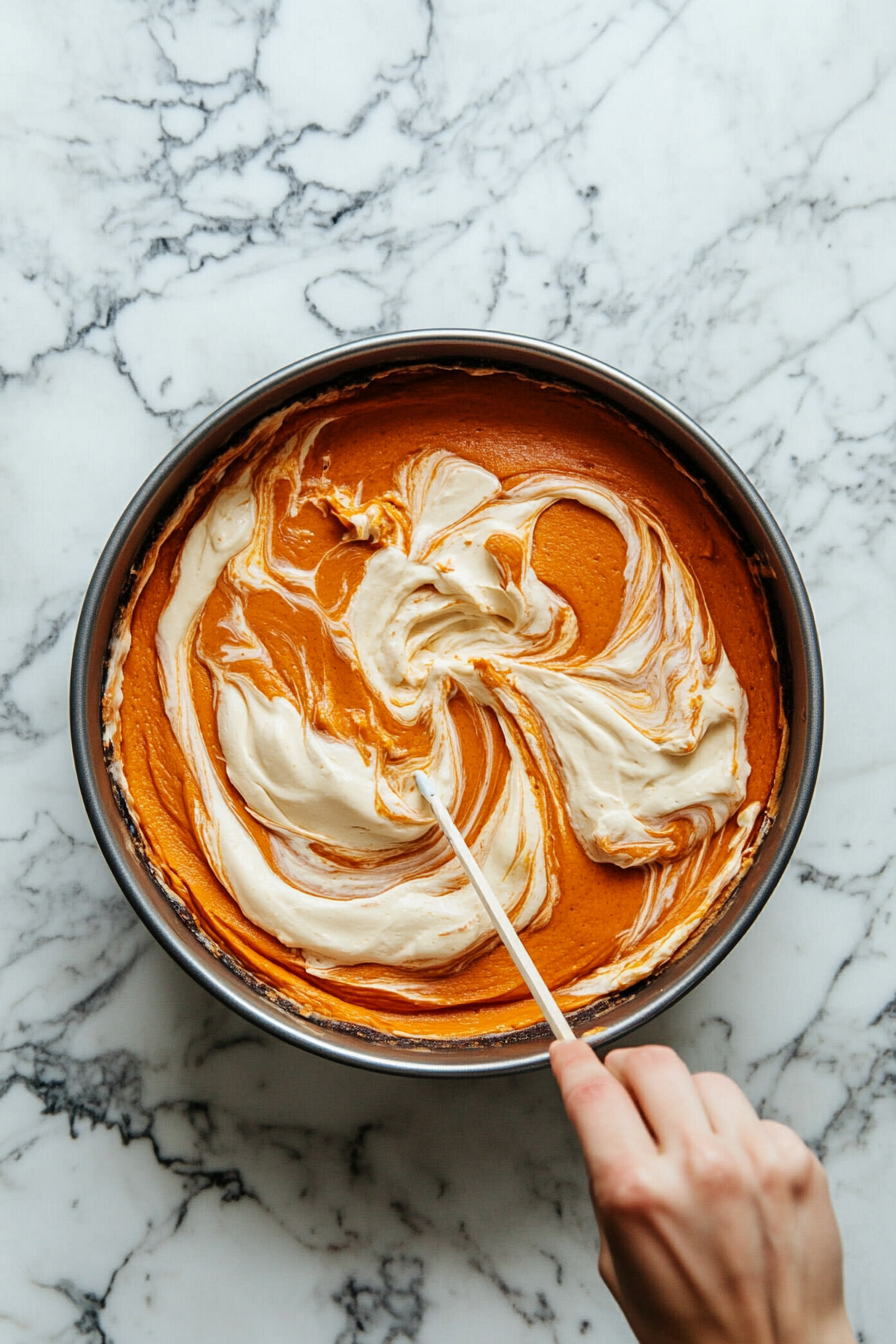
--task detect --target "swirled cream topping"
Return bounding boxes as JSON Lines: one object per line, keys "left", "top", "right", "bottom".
{"left": 107, "top": 369, "right": 781, "bottom": 1036}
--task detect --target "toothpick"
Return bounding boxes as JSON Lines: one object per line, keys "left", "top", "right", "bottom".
{"left": 414, "top": 771, "right": 575, "bottom": 1042}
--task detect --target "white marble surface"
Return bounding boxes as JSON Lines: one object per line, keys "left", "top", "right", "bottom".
{"left": 1, "top": 0, "right": 894, "bottom": 1338}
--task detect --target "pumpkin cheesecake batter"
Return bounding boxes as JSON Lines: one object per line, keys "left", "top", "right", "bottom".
{"left": 104, "top": 367, "right": 784, "bottom": 1040}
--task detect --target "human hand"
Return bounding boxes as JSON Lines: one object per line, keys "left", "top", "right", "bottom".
{"left": 551, "top": 1040, "right": 855, "bottom": 1344}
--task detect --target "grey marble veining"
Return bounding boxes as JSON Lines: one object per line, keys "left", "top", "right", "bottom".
{"left": 0, "top": 1, "right": 894, "bottom": 1339}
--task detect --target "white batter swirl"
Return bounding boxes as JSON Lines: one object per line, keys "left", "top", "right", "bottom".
{"left": 121, "top": 433, "right": 758, "bottom": 977}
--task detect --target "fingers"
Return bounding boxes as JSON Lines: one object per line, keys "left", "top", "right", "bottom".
{"left": 692, "top": 1078, "right": 818, "bottom": 1196}
{"left": 693, "top": 1071, "right": 763, "bottom": 1140}
{"left": 758, "top": 1120, "right": 824, "bottom": 1200}
{"left": 555, "top": 1040, "right": 792, "bottom": 1185}
{"left": 551, "top": 1040, "right": 656, "bottom": 1186}
{"left": 604, "top": 1045, "right": 713, "bottom": 1149}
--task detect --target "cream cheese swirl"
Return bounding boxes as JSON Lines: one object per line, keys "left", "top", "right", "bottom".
{"left": 144, "top": 437, "right": 754, "bottom": 975}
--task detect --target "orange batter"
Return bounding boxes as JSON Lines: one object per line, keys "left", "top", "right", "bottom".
{"left": 106, "top": 367, "right": 784, "bottom": 1040}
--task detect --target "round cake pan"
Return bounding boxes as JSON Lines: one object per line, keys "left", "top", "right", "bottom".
{"left": 70, "top": 330, "right": 823, "bottom": 1077}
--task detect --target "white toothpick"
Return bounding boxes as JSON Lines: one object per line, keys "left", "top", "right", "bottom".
{"left": 414, "top": 771, "right": 575, "bottom": 1042}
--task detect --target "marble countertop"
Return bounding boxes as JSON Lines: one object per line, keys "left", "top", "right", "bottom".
{"left": 1, "top": 1, "right": 894, "bottom": 1339}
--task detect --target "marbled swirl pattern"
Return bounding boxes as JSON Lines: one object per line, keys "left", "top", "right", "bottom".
{"left": 0, "top": 0, "right": 894, "bottom": 1338}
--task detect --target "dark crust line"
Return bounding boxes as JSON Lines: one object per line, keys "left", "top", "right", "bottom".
{"left": 102, "top": 362, "right": 787, "bottom": 1047}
